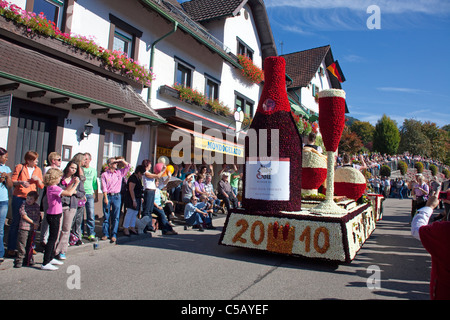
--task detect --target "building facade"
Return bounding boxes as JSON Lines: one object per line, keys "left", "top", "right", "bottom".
{"left": 0, "top": 0, "right": 276, "bottom": 179}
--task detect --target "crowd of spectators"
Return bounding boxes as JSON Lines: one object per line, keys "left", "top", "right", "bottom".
{"left": 0, "top": 147, "right": 242, "bottom": 270}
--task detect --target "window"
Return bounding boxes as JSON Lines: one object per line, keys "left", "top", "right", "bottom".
{"left": 205, "top": 75, "right": 220, "bottom": 101}
{"left": 113, "top": 28, "right": 133, "bottom": 56}
{"left": 32, "top": 0, "right": 64, "bottom": 28}
{"left": 235, "top": 93, "right": 254, "bottom": 117}
{"left": 312, "top": 84, "right": 319, "bottom": 97}
{"left": 174, "top": 58, "right": 194, "bottom": 88}
{"left": 237, "top": 37, "right": 254, "bottom": 61}
{"left": 176, "top": 64, "right": 192, "bottom": 87}
{"left": 103, "top": 130, "right": 124, "bottom": 164}
{"left": 108, "top": 14, "right": 142, "bottom": 60}
{"left": 97, "top": 119, "right": 135, "bottom": 172}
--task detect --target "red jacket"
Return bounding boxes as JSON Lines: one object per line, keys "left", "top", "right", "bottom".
{"left": 419, "top": 221, "right": 450, "bottom": 300}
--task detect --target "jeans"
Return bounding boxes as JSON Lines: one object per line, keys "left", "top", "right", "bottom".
{"left": 84, "top": 194, "right": 96, "bottom": 237}
{"left": 152, "top": 206, "right": 173, "bottom": 233}
{"left": 7, "top": 196, "right": 26, "bottom": 252}
{"left": 0, "top": 201, "right": 8, "bottom": 258}
{"left": 142, "top": 189, "right": 155, "bottom": 218}
{"left": 102, "top": 194, "right": 121, "bottom": 238}
{"left": 185, "top": 211, "right": 205, "bottom": 226}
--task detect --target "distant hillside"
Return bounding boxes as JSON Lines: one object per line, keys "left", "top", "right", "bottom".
{"left": 345, "top": 115, "right": 360, "bottom": 127}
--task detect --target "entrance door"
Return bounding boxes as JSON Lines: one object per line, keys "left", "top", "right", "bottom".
{"left": 14, "top": 111, "right": 56, "bottom": 172}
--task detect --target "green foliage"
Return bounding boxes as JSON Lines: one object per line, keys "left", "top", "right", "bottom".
{"left": 380, "top": 165, "right": 391, "bottom": 177}
{"left": 399, "top": 119, "right": 450, "bottom": 165}
{"left": 373, "top": 114, "right": 400, "bottom": 155}
{"left": 398, "top": 119, "right": 429, "bottom": 155}
{"left": 443, "top": 168, "right": 450, "bottom": 179}
{"left": 350, "top": 120, "right": 375, "bottom": 146}
{"left": 414, "top": 161, "right": 424, "bottom": 173}
{"left": 397, "top": 161, "right": 408, "bottom": 175}
{"left": 429, "top": 164, "right": 438, "bottom": 176}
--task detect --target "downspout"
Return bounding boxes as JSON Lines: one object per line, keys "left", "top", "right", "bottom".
{"left": 147, "top": 21, "right": 178, "bottom": 104}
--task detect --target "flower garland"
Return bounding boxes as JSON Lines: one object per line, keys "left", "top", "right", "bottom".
{"left": 172, "top": 83, "right": 231, "bottom": 116}
{"left": 0, "top": 0, "right": 155, "bottom": 87}
{"left": 237, "top": 54, "right": 264, "bottom": 84}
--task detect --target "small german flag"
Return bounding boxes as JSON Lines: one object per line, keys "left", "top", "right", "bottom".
{"left": 327, "top": 61, "right": 345, "bottom": 83}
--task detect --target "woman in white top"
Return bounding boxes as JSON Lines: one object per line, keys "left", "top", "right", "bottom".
{"left": 141, "top": 159, "right": 166, "bottom": 219}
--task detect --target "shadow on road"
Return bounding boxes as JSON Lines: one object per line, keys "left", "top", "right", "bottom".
{"left": 116, "top": 198, "right": 434, "bottom": 300}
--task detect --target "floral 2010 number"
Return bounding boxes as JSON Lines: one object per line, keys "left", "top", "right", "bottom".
{"left": 232, "top": 218, "right": 330, "bottom": 254}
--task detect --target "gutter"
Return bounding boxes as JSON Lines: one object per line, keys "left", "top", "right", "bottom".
{"left": 147, "top": 21, "right": 178, "bottom": 103}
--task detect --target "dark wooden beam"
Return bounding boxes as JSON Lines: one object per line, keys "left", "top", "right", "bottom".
{"left": 72, "top": 103, "right": 91, "bottom": 110}
{"left": 51, "top": 97, "right": 70, "bottom": 104}
{"left": 27, "top": 90, "right": 46, "bottom": 98}
{"left": 0, "top": 83, "right": 20, "bottom": 92}
{"left": 108, "top": 113, "right": 126, "bottom": 119}
{"left": 91, "top": 108, "right": 110, "bottom": 115}
{"left": 124, "top": 117, "right": 140, "bottom": 123}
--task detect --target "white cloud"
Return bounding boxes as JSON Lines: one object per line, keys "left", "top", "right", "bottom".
{"left": 376, "top": 87, "right": 430, "bottom": 94}
{"left": 343, "top": 54, "right": 366, "bottom": 63}
{"left": 279, "top": 25, "right": 317, "bottom": 36}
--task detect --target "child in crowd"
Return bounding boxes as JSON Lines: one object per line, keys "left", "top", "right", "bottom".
{"left": 14, "top": 191, "right": 40, "bottom": 268}
{"left": 42, "top": 168, "right": 79, "bottom": 271}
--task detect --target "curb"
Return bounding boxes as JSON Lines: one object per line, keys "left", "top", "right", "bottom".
{"left": 0, "top": 216, "right": 227, "bottom": 271}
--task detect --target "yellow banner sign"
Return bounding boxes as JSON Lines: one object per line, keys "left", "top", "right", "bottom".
{"left": 194, "top": 136, "right": 244, "bottom": 158}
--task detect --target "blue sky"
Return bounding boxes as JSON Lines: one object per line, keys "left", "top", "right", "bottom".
{"left": 263, "top": 0, "right": 450, "bottom": 128}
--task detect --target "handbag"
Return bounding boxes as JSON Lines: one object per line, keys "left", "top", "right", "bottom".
{"left": 69, "top": 232, "right": 79, "bottom": 246}
{"left": 78, "top": 198, "right": 86, "bottom": 207}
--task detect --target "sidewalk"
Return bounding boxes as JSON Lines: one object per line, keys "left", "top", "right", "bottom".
{"left": 0, "top": 208, "right": 226, "bottom": 270}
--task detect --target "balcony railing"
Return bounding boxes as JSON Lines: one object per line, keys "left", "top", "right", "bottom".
{"left": 161, "top": 0, "right": 233, "bottom": 55}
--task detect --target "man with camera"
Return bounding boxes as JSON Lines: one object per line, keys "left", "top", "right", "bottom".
{"left": 101, "top": 157, "right": 130, "bottom": 243}
{"left": 411, "top": 191, "right": 450, "bottom": 300}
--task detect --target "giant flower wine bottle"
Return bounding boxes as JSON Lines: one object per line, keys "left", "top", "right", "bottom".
{"left": 242, "top": 56, "right": 303, "bottom": 213}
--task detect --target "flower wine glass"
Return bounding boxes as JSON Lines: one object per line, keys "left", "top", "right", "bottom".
{"left": 313, "top": 89, "right": 347, "bottom": 214}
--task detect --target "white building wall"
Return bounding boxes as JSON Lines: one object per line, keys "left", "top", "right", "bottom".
{"left": 6, "top": 0, "right": 26, "bottom": 9}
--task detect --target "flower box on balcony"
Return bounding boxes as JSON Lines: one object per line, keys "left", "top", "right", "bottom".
{"left": 159, "top": 84, "right": 232, "bottom": 119}
{"left": 0, "top": 7, "right": 150, "bottom": 89}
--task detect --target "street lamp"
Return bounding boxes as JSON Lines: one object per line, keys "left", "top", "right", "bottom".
{"left": 80, "top": 120, "right": 94, "bottom": 141}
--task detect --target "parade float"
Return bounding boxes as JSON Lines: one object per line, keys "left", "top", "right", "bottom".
{"left": 219, "top": 57, "right": 379, "bottom": 263}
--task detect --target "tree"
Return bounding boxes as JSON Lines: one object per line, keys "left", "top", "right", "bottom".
{"left": 350, "top": 120, "right": 375, "bottom": 149}
{"left": 339, "top": 126, "right": 363, "bottom": 154}
{"left": 398, "top": 119, "right": 450, "bottom": 165}
{"left": 398, "top": 119, "right": 429, "bottom": 156}
{"left": 373, "top": 114, "right": 400, "bottom": 154}
{"left": 422, "top": 121, "right": 448, "bottom": 161}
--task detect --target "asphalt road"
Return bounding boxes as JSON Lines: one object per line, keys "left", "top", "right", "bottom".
{"left": 0, "top": 198, "right": 435, "bottom": 303}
